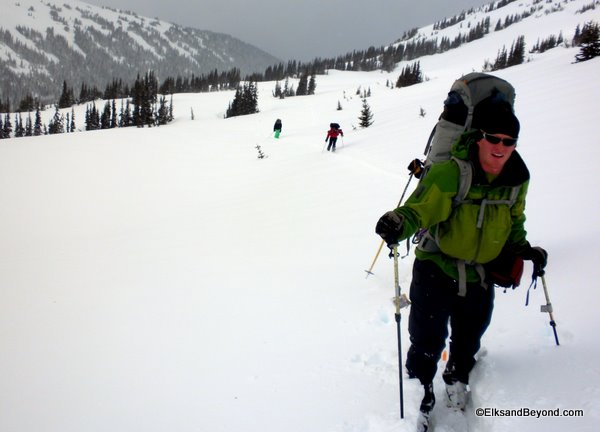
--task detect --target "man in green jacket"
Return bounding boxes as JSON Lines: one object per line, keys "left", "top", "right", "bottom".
{"left": 375, "top": 102, "right": 547, "bottom": 420}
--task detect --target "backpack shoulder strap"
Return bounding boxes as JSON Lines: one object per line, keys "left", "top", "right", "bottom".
{"left": 450, "top": 156, "right": 521, "bottom": 208}
{"left": 508, "top": 184, "right": 521, "bottom": 205}
{"left": 451, "top": 157, "right": 473, "bottom": 207}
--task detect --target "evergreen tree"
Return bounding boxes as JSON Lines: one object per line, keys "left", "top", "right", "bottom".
{"left": 572, "top": 24, "right": 582, "bottom": 46}
{"left": 14, "top": 113, "right": 25, "bottom": 138}
{"left": 225, "top": 82, "right": 259, "bottom": 118}
{"left": 143, "top": 71, "right": 158, "bottom": 126}
{"left": 85, "top": 103, "right": 100, "bottom": 131}
{"left": 507, "top": 35, "right": 526, "bottom": 67}
{"left": 111, "top": 100, "right": 118, "bottom": 128}
{"left": 381, "top": 49, "right": 396, "bottom": 72}
{"left": 33, "top": 108, "right": 43, "bottom": 136}
{"left": 273, "top": 81, "right": 283, "bottom": 98}
{"left": 79, "top": 83, "right": 90, "bottom": 103}
{"left": 492, "top": 46, "right": 508, "bottom": 70}
{"left": 396, "top": 61, "right": 423, "bottom": 88}
{"left": 226, "top": 86, "right": 243, "bottom": 118}
{"left": 18, "top": 94, "right": 37, "bottom": 112}
{"left": 283, "top": 78, "right": 289, "bottom": 97}
{"left": 118, "top": 101, "right": 125, "bottom": 127}
{"left": 132, "top": 77, "right": 143, "bottom": 127}
{"left": 48, "top": 106, "right": 64, "bottom": 134}
{"left": 85, "top": 105, "right": 90, "bottom": 130}
{"left": 282, "top": 77, "right": 295, "bottom": 97}
{"left": 575, "top": 21, "right": 600, "bottom": 62}
{"left": 0, "top": 97, "right": 9, "bottom": 114}
{"left": 156, "top": 95, "right": 169, "bottom": 125}
{"left": 70, "top": 108, "right": 76, "bottom": 132}
{"left": 530, "top": 34, "right": 562, "bottom": 53}
{"left": 122, "top": 100, "right": 132, "bottom": 127}
{"left": 25, "top": 113, "right": 33, "bottom": 137}
{"left": 226, "top": 68, "right": 242, "bottom": 89}
{"left": 296, "top": 73, "right": 308, "bottom": 96}
{"left": 131, "top": 72, "right": 158, "bottom": 127}
{"left": 248, "top": 81, "right": 259, "bottom": 113}
{"left": 78, "top": 82, "right": 102, "bottom": 104}
{"left": 58, "top": 80, "right": 75, "bottom": 108}
{"left": 100, "top": 101, "right": 111, "bottom": 129}
{"left": 3, "top": 113, "right": 13, "bottom": 138}
{"left": 92, "top": 104, "right": 100, "bottom": 130}
{"left": 104, "top": 78, "right": 128, "bottom": 100}
{"left": 308, "top": 73, "right": 317, "bottom": 95}
{"left": 358, "top": 98, "right": 374, "bottom": 128}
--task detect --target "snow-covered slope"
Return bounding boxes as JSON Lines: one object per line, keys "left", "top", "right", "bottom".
{"left": 1, "top": 1, "right": 599, "bottom": 431}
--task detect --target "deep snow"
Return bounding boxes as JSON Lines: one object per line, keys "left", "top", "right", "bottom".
{"left": 1, "top": 1, "right": 600, "bottom": 431}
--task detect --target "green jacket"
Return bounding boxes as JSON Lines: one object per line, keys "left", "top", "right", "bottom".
{"left": 395, "top": 130, "right": 531, "bottom": 282}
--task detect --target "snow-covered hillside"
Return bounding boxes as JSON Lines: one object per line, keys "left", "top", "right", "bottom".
{"left": 2, "top": 0, "right": 269, "bottom": 66}
{"left": 1, "top": 1, "right": 599, "bottom": 431}
{"left": 0, "top": 0, "right": 279, "bottom": 103}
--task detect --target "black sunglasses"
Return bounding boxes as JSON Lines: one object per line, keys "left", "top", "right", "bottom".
{"left": 482, "top": 131, "right": 517, "bottom": 147}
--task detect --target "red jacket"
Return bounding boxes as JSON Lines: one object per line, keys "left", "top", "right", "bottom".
{"left": 326, "top": 128, "right": 343, "bottom": 139}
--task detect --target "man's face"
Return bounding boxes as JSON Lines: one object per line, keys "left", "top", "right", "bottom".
{"left": 477, "top": 132, "right": 517, "bottom": 175}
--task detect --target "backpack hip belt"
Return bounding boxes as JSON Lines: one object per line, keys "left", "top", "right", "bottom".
{"left": 417, "top": 230, "right": 487, "bottom": 297}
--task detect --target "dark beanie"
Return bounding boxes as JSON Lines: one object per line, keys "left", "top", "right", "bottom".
{"left": 472, "top": 98, "right": 520, "bottom": 138}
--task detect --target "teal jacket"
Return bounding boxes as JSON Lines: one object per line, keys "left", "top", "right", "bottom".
{"left": 394, "top": 131, "right": 530, "bottom": 282}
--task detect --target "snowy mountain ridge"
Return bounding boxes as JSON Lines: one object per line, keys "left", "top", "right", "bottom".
{"left": 0, "top": 0, "right": 280, "bottom": 103}
{"left": 403, "top": 0, "right": 595, "bottom": 44}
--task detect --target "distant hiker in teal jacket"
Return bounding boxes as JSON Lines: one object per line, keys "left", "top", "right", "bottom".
{"left": 375, "top": 101, "right": 548, "bottom": 421}
{"left": 273, "top": 119, "right": 282, "bottom": 138}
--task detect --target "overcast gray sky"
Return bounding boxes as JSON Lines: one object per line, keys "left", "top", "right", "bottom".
{"left": 84, "top": 0, "right": 492, "bottom": 61}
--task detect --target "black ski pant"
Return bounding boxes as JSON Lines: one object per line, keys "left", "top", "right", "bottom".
{"left": 327, "top": 137, "right": 338, "bottom": 151}
{"left": 405, "top": 258, "right": 495, "bottom": 386}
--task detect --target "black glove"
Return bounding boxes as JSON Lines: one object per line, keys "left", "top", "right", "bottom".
{"left": 376, "top": 211, "right": 404, "bottom": 246}
{"left": 407, "top": 158, "right": 425, "bottom": 179}
{"left": 521, "top": 245, "right": 548, "bottom": 276}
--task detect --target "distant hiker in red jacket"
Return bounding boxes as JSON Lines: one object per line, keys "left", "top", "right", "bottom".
{"left": 325, "top": 123, "right": 343, "bottom": 152}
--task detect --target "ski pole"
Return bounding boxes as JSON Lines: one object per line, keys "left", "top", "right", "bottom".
{"left": 540, "top": 273, "right": 560, "bottom": 346}
{"left": 365, "top": 173, "right": 414, "bottom": 278}
{"left": 364, "top": 241, "right": 385, "bottom": 278}
{"left": 392, "top": 244, "right": 410, "bottom": 420}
